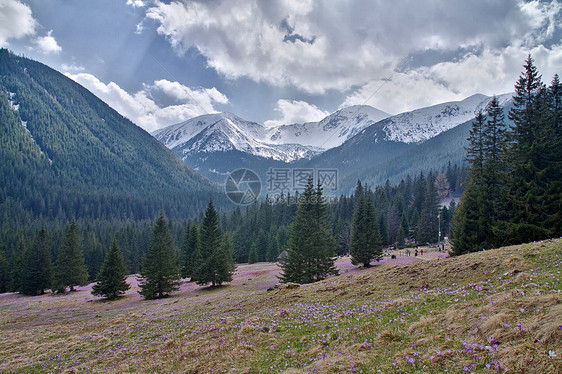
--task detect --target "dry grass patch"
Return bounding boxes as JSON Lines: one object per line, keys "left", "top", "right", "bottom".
{"left": 0, "top": 241, "right": 561, "bottom": 373}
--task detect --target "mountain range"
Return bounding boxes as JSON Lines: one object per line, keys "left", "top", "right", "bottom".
{"left": 154, "top": 93, "right": 513, "bottom": 193}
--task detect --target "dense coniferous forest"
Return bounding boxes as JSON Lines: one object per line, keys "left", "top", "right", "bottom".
{"left": 452, "top": 56, "right": 562, "bottom": 254}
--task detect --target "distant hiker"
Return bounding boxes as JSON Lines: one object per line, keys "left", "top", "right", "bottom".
{"left": 421, "top": 249, "right": 423, "bottom": 256}
{"left": 415, "top": 249, "right": 418, "bottom": 256}
{"left": 442, "top": 243, "right": 445, "bottom": 252}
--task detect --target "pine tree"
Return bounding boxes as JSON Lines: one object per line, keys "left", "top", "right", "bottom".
{"left": 466, "top": 110, "right": 486, "bottom": 183}
{"left": 279, "top": 177, "right": 337, "bottom": 283}
{"left": 505, "top": 55, "right": 551, "bottom": 242}
{"left": 417, "top": 176, "right": 440, "bottom": 244}
{"left": 248, "top": 242, "right": 259, "bottom": 264}
{"left": 9, "top": 237, "right": 26, "bottom": 292}
{"left": 350, "top": 194, "right": 382, "bottom": 267}
{"left": 197, "top": 200, "right": 235, "bottom": 287}
{"left": 92, "top": 238, "right": 130, "bottom": 299}
{"left": 217, "top": 232, "right": 236, "bottom": 285}
{"left": 55, "top": 220, "right": 89, "bottom": 292}
{"left": 180, "top": 221, "right": 201, "bottom": 280}
{"left": 545, "top": 74, "right": 562, "bottom": 236}
{"left": 138, "top": 213, "right": 181, "bottom": 299}
{"left": 452, "top": 179, "right": 486, "bottom": 255}
{"left": 482, "top": 96, "right": 508, "bottom": 247}
{"left": 265, "top": 233, "right": 280, "bottom": 262}
{"left": 21, "top": 228, "right": 53, "bottom": 295}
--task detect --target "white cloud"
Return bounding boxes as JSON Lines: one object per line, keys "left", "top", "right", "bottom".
{"left": 145, "top": 0, "right": 562, "bottom": 114}
{"left": 265, "top": 99, "right": 329, "bottom": 127}
{"left": 34, "top": 30, "right": 61, "bottom": 54}
{"left": 65, "top": 73, "right": 229, "bottom": 132}
{"left": 0, "top": 0, "right": 36, "bottom": 46}
{"left": 126, "top": 0, "right": 145, "bottom": 8}
{"left": 61, "top": 63, "right": 85, "bottom": 72}
{"left": 342, "top": 43, "right": 562, "bottom": 114}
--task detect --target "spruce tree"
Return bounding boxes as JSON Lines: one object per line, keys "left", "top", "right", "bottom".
{"left": 55, "top": 220, "right": 89, "bottom": 292}
{"left": 452, "top": 179, "right": 486, "bottom": 255}
{"left": 180, "top": 221, "right": 201, "bottom": 280}
{"left": 21, "top": 228, "right": 53, "bottom": 295}
{"left": 279, "top": 177, "right": 337, "bottom": 284}
{"left": 545, "top": 74, "right": 562, "bottom": 236}
{"left": 505, "top": 54, "right": 551, "bottom": 242}
{"left": 138, "top": 213, "right": 181, "bottom": 299}
{"left": 265, "top": 234, "right": 280, "bottom": 262}
{"left": 482, "top": 96, "right": 508, "bottom": 247}
{"left": 92, "top": 238, "right": 130, "bottom": 299}
{"left": 9, "top": 238, "right": 26, "bottom": 292}
{"left": 248, "top": 243, "right": 259, "bottom": 264}
{"left": 417, "top": 175, "right": 440, "bottom": 244}
{"left": 350, "top": 194, "right": 382, "bottom": 267}
{"left": 197, "top": 200, "right": 235, "bottom": 287}
{"left": 217, "top": 232, "right": 236, "bottom": 285}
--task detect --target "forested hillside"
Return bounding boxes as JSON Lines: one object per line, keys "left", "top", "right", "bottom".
{"left": 0, "top": 49, "right": 218, "bottom": 227}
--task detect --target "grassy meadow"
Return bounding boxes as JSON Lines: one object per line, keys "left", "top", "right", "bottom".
{"left": 1, "top": 240, "right": 561, "bottom": 373}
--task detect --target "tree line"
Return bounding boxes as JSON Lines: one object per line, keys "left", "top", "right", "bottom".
{"left": 0, "top": 162, "right": 463, "bottom": 294}
{"left": 452, "top": 55, "right": 561, "bottom": 254}
{"left": 0, "top": 201, "right": 236, "bottom": 299}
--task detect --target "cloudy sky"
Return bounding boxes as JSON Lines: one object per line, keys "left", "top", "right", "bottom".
{"left": 1, "top": 0, "right": 561, "bottom": 132}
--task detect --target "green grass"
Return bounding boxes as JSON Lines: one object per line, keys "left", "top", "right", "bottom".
{"left": 1, "top": 242, "right": 561, "bottom": 373}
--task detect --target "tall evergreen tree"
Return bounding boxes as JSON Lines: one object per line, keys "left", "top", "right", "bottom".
{"left": 280, "top": 177, "right": 337, "bottom": 283}
{"left": 92, "top": 238, "right": 130, "bottom": 299}
{"left": 55, "top": 220, "right": 89, "bottom": 292}
{"left": 417, "top": 176, "right": 440, "bottom": 244}
{"left": 266, "top": 233, "right": 280, "bottom": 262}
{"left": 466, "top": 110, "right": 486, "bottom": 183}
{"left": 350, "top": 194, "right": 382, "bottom": 267}
{"left": 482, "top": 96, "right": 508, "bottom": 246}
{"left": 180, "top": 221, "right": 201, "bottom": 280}
{"left": 545, "top": 74, "right": 562, "bottom": 236}
{"left": 505, "top": 54, "right": 551, "bottom": 242}
{"left": 197, "top": 200, "right": 235, "bottom": 287}
{"left": 21, "top": 228, "right": 53, "bottom": 295}
{"left": 452, "top": 179, "right": 486, "bottom": 255}
{"left": 138, "top": 213, "right": 180, "bottom": 299}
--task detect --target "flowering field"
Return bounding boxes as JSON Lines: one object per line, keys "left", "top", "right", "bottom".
{"left": 1, "top": 241, "right": 561, "bottom": 373}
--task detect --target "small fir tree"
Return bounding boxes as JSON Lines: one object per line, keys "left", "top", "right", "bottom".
{"left": 197, "top": 200, "right": 235, "bottom": 287}
{"left": 92, "top": 238, "right": 130, "bottom": 299}
{"left": 21, "top": 228, "right": 53, "bottom": 295}
{"left": 55, "top": 220, "right": 89, "bottom": 292}
{"left": 138, "top": 213, "right": 181, "bottom": 299}
{"left": 350, "top": 194, "right": 382, "bottom": 267}
{"left": 280, "top": 177, "right": 337, "bottom": 283}
{"left": 180, "top": 221, "right": 201, "bottom": 280}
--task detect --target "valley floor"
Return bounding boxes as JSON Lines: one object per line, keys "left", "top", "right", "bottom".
{"left": 0, "top": 243, "right": 561, "bottom": 373}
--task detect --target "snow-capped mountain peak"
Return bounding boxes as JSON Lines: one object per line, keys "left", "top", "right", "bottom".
{"left": 378, "top": 94, "right": 512, "bottom": 144}
{"left": 153, "top": 105, "right": 391, "bottom": 163}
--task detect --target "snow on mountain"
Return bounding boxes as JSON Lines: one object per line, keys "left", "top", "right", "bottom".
{"left": 153, "top": 94, "right": 513, "bottom": 164}
{"left": 153, "top": 112, "right": 324, "bottom": 162}
{"left": 379, "top": 93, "right": 512, "bottom": 144}
{"left": 153, "top": 106, "right": 388, "bottom": 162}
{"left": 265, "top": 105, "right": 390, "bottom": 149}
